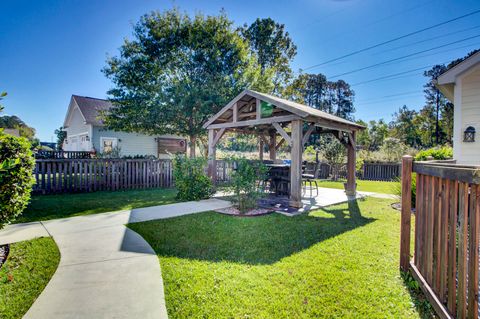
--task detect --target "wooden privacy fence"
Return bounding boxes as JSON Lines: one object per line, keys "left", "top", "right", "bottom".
{"left": 400, "top": 156, "right": 480, "bottom": 319}
{"left": 33, "top": 159, "right": 174, "bottom": 194}
{"left": 362, "top": 162, "right": 400, "bottom": 181}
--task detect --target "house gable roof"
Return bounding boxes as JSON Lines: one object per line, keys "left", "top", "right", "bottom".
{"left": 435, "top": 51, "right": 480, "bottom": 101}
{"left": 63, "top": 95, "right": 112, "bottom": 127}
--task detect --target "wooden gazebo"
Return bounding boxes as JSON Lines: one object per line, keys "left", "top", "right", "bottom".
{"left": 203, "top": 90, "right": 365, "bottom": 208}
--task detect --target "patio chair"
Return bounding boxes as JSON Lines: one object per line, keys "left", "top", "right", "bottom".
{"left": 302, "top": 162, "right": 319, "bottom": 197}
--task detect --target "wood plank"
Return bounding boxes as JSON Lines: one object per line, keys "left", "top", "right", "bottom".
{"left": 256, "top": 98, "right": 261, "bottom": 120}
{"left": 447, "top": 179, "right": 457, "bottom": 315}
{"left": 413, "top": 163, "right": 480, "bottom": 184}
{"left": 400, "top": 156, "right": 413, "bottom": 271}
{"left": 272, "top": 122, "right": 292, "bottom": 146}
{"left": 208, "top": 114, "right": 301, "bottom": 130}
{"left": 439, "top": 177, "right": 449, "bottom": 303}
{"left": 410, "top": 262, "right": 454, "bottom": 319}
{"left": 414, "top": 174, "right": 422, "bottom": 268}
{"left": 457, "top": 182, "right": 469, "bottom": 319}
{"left": 433, "top": 176, "right": 441, "bottom": 293}
{"left": 426, "top": 175, "right": 434, "bottom": 285}
{"left": 467, "top": 184, "right": 480, "bottom": 319}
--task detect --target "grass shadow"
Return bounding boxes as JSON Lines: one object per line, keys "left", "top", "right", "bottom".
{"left": 128, "top": 199, "right": 375, "bottom": 265}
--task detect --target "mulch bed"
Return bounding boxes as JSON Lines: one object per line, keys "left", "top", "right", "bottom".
{"left": 215, "top": 206, "right": 273, "bottom": 217}
{"left": 0, "top": 244, "right": 10, "bottom": 270}
{"left": 391, "top": 202, "right": 416, "bottom": 214}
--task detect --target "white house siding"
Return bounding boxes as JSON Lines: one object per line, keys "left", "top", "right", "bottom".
{"left": 64, "top": 106, "right": 90, "bottom": 151}
{"left": 92, "top": 127, "right": 183, "bottom": 158}
{"left": 457, "top": 64, "right": 480, "bottom": 165}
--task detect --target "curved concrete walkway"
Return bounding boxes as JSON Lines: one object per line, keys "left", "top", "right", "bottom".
{"left": 0, "top": 199, "right": 231, "bottom": 319}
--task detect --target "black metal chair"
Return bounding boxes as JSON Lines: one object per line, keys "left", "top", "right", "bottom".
{"left": 302, "top": 162, "right": 319, "bottom": 197}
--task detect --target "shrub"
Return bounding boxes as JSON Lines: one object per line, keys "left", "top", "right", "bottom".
{"left": 0, "top": 132, "right": 35, "bottom": 229}
{"left": 414, "top": 146, "right": 453, "bottom": 161}
{"left": 173, "top": 155, "right": 214, "bottom": 201}
{"left": 226, "top": 157, "right": 268, "bottom": 213}
{"left": 393, "top": 173, "right": 416, "bottom": 208}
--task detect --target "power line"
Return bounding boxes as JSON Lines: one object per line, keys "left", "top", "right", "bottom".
{"left": 329, "top": 34, "right": 480, "bottom": 79}
{"left": 372, "top": 25, "right": 480, "bottom": 56}
{"left": 356, "top": 94, "right": 424, "bottom": 107}
{"left": 302, "top": 8, "right": 480, "bottom": 71}
{"left": 355, "top": 90, "right": 422, "bottom": 103}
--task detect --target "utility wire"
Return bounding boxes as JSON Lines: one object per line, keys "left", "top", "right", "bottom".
{"left": 303, "top": 8, "right": 480, "bottom": 70}
{"left": 372, "top": 25, "right": 480, "bottom": 55}
{"left": 329, "top": 34, "right": 480, "bottom": 79}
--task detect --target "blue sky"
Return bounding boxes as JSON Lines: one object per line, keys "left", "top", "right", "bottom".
{"left": 1, "top": 0, "right": 479, "bottom": 141}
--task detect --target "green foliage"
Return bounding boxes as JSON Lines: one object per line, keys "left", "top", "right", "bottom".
{"left": 0, "top": 237, "right": 60, "bottom": 319}
{"left": 414, "top": 146, "right": 453, "bottom": 161}
{"left": 97, "top": 145, "right": 122, "bottom": 159}
{"left": 225, "top": 157, "right": 268, "bottom": 212}
{"left": 379, "top": 137, "right": 410, "bottom": 162}
{"left": 393, "top": 173, "right": 417, "bottom": 208}
{"left": 173, "top": 155, "right": 213, "bottom": 201}
{"left": 0, "top": 115, "right": 37, "bottom": 142}
{"left": 285, "top": 74, "right": 355, "bottom": 120}
{"left": 240, "top": 18, "right": 297, "bottom": 94}
{"left": 401, "top": 271, "right": 436, "bottom": 318}
{"left": 0, "top": 92, "right": 6, "bottom": 113}
{"left": 103, "top": 9, "right": 269, "bottom": 156}
{"left": 0, "top": 132, "right": 35, "bottom": 229}
{"left": 54, "top": 126, "right": 67, "bottom": 150}
{"left": 321, "top": 136, "right": 346, "bottom": 180}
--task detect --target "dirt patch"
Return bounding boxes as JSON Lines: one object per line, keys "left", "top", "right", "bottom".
{"left": 215, "top": 206, "right": 273, "bottom": 217}
{"left": 0, "top": 244, "right": 10, "bottom": 270}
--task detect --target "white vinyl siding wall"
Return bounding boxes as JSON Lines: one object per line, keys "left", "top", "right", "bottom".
{"left": 65, "top": 106, "right": 90, "bottom": 151}
{"left": 92, "top": 127, "right": 183, "bottom": 158}
{"left": 457, "top": 64, "right": 480, "bottom": 164}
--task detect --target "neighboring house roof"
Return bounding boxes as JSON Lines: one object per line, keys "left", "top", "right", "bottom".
{"left": 64, "top": 95, "right": 113, "bottom": 127}
{"left": 436, "top": 51, "right": 480, "bottom": 100}
{"left": 203, "top": 89, "right": 364, "bottom": 130}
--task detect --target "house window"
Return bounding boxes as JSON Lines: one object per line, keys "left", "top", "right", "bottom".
{"left": 100, "top": 137, "right": 117, "bottom": 153}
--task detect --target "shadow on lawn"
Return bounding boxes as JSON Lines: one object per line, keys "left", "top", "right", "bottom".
{"left": 127, "top": 199, "right": 376, "bottom": 265}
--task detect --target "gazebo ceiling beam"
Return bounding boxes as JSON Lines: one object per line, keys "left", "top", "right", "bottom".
{"left": 206, "top": 114, "right": 300, "bottom": 130}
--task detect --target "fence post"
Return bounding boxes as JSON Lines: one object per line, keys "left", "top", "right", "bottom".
{"left": 400, "top": 155, "right": 413, "bottom": 271}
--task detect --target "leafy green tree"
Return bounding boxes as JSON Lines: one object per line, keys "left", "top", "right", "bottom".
{"left": 103, "top": 9, "right": 269, "bottom": 157}
{"left": 369, "top": 119, "right": 389, "bottom": 151}
{"left": 0, "top": 92, "right": 6, "bottom": 113}
{"left": 0, "top": 115, "right": 37, "bottom": 141}
{"left": 285, "top": 73, "right": 355, "bottom": 120}
{"left": 240, "top": 18, "right": 297, "bottom": 94}
{"left": 389, "top": 105, "right": 421, "bottom": 148}
{"left": 423, "top": 65, "right": 448, "bottom": 144}
{"left": 54, "top": 126, "right": 67, "bottom": 150}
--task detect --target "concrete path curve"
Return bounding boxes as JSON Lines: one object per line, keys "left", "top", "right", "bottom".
{"left": 0, "top": 199, "right": 231, "bottom": 319}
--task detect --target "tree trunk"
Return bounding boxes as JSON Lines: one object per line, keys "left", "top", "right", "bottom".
{"left": 189, "top": 136, "right": 196, "bottom": 158}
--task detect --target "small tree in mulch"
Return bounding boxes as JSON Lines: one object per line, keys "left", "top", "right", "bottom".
{"left": 0, "top": 131, "right": 35, "bottom": 230}
{"left": 225, "top": 157, "right": 268, "bottom": 213}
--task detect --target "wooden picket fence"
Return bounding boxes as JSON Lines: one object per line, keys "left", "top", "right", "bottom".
{"left": 400, "top": 156, "right": 480, "bottom": 319}
{"left": 33, "top": 159, "right": 174, "bottom": 194}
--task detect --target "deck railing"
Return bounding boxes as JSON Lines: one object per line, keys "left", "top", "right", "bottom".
{"left": 400, "top": 156, "right": 480, "bottom": 319}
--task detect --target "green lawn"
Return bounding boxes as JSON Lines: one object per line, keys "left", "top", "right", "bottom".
{"left": 17, "top": 188, "right": 179, "bottom": 223}
{"left": 317, "top": 179, "right": 399, "bottom": 195}
{"left": 129, "top": 197, "right": 424, "bottom": 318}
{"left": 0, "top": 237, "right": 60, "bottom": 319}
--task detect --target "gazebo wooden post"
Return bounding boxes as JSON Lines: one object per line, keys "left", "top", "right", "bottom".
{"left": 207, "top": 129, "right": 217, "bottom": 183}
{"left": 345, "top": 131, "right": 357, "bottom": 196}
{"left": 259, "top": 136, "right": 264, "bottom": 161}
{"left": 269, "top": 131, "right": 276, "bottom": 161}
{"left": 290, "top": 119, "right": 303, "bottom": 208}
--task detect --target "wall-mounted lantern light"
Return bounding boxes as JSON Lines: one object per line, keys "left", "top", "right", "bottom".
{"left": 85, "top": 135, "right": 90, "bottom": 142}
{"left": 464, "top": 126, "right": 476, "bottom": 142}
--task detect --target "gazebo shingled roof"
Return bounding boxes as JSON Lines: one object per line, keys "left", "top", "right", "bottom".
{"left": 203, "top": 89, "right": 365, "bottom": 208}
